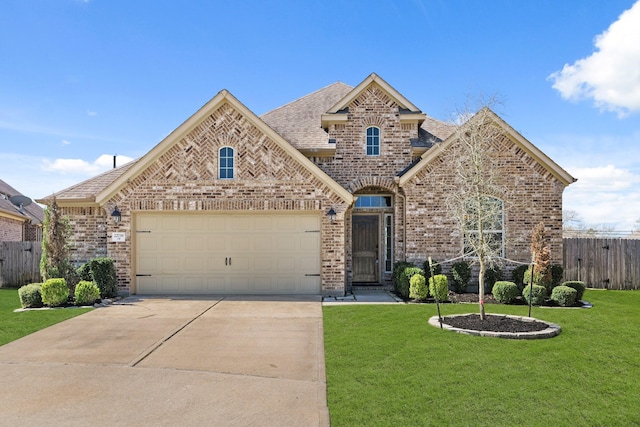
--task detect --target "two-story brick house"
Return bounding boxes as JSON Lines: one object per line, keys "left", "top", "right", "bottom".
{"left": 39, "top": 73, "right": 574, "bottom": 296}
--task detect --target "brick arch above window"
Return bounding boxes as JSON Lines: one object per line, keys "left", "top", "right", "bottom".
{"left": 360, "top": 116, "right": 387, "bottom": 128}
{"left": 347, "top": 177, "right": 396, "bottom": 193}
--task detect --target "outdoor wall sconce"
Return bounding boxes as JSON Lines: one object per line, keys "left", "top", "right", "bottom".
{"left": 327, "top": 207, "right": 336, "bottom": 224}
{"left": 111, "top": 205, "right": 122, "bottom": 224}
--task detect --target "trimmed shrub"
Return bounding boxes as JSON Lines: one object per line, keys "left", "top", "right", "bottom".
{"left": 492, "top": 281, "right": 520, "bottom": 304}
{"left": 451, "top": 261, "right": 471, "bottom": 293}
{"left": 75, "top": 280, "right": 101, "bottom": 306}
{"left": 422, "top": 259, "right": 442, "bottom": 281}
{"left": 551, "top": 285, "right": 577, "bottom": 307}
{"left": 409, "top": 274, "right": 428, "bottom": 301}
{"left": 429, "top": 274, "right": 449, "bottom": 302}
{"left": 562, "top": 281, "right": 586, "bottom": 300}
{"left": 484, "top": 266, "right": 503, "bottom": 294}
{"left": 511, "top": 265, "right": 529, "bottom": 289}
{"left": 89, "top": 257, "right": 118, "bottom": 298}
{"left": 41, "top": 278, "right": 69, "bottom": 307}
{"left": 551, "top": 264, "right": 564, "bottom": 287}
{"left": 77, "top": 262, "right": 93, "bottom": 282}
{"left": 392, "top": 261, "right": 414, "bottom": 296}
{"left": 18, "top": 283, "right": 43, "bottom": 308}
{"left": 396, "top": 267, "right": 424, "bottom": 299}
{"left": 522, "top": 284, "right": 546, "bottom": 306}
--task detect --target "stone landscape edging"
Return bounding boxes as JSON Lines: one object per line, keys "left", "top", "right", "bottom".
{"left": 428, "top": 313, "right": 562, "bottom": 339}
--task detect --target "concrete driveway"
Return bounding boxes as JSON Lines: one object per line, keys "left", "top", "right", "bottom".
{"left": 0, "top": 295, "right": 329, "bottom": 426}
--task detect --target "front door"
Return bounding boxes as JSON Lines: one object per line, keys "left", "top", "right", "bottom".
{"left": 353, "top": 215, "right": 379, "bottom": 282}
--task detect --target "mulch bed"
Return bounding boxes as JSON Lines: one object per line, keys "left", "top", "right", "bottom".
{"left": 441, "top": 314, "right": 549, "bottom": 333}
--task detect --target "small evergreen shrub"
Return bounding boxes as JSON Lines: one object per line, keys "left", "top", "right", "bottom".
{"left": 551, "top": 285, "right": 577, "bottom": 307}
{"left": 484, "top": 266, "right": 503, "bottom": 294}
{"left": 392, "top": 261, "right": 414, "bottom": 297}
{"left": 522, "top": 284, "right": 546, "bottom": 306}
{"left": 397, "top": 267, "right": 424, "bottom": 299}
{"left": 451, "top": 261, "right": 471, "bottom": 293}
{"left": 429, "top": 274, "right": 449, "bottom": 302}
{"left": 422, "top": 259, "right": 442, "bottom": 281}
{"left": 551, "top": 264, "right": 564, "bottom": 287}
{"left": 89, "top": 257, "right": 118, "bottom": 298}
{"left": 77, "top": 262, "right": 93, "bottom": 281}
{"left": 41, "top": 278, "right": 69, "bottom": 307}
{"left": 492, "top": 281, "right": 520, "bottom": 304}
{"left": 409, "top": 274, "right": 428, "bottom": 301}
{"left": 75, "top": 280, "right": 101, "bottom": 306}
{"left": 562, "top": 281, "right": 586, "bottom": 300}
{"left": 18, "top": 283, "right": 43, "bottom": 308}
{"left": 511, "top": 265, "right": 529, "bottom": 289}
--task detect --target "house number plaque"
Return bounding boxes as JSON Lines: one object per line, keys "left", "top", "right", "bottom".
{"left": 111, "top": 232, "right": 126, "bottom": 242}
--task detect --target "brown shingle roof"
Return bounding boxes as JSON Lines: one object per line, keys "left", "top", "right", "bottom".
{"left": 0, "top": 178, "right": 45, "bottom": 224}
{"left": 37, "top": 160, "right": 138, "bottom": 204}
{"left": 420, "top": 115, "right": 456, "bottom": 142}
{"left": 261, "top": 82, "right": 353, "bottom": 150}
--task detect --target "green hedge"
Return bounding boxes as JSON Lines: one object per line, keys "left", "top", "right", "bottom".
{"left": 551, "top": 285, "right": 578, "bottom": 307}
{"left": 492, "top": 281, "right": 520, "bottom": 304}
{"left": 522, "top": 284, "right": 546, "bottom": 306}
{"left": 75, "top": 280, "right": 101, "bottom": 306}
{"left": 41, "top": 278, "right": 69, "bottom": 307}
{"left": 422, "top": 259, "right": 442, "bottom": 281}
{"left": 484, "top": 266, "right": 503, "bottom": 294}
{"left": 409, "top": 274, "right": 428, "bottom": 301}
{"left": 429, "top": 274, "right": 449, "bottom": 302}
{"left": 451, "top": 261, "right": 471, "bottom": 293}
{"left": 511, "top": 265, "right": 529, "bottom": 289}
{"left": 89, "top": 257, "right": 118, "bottom": 298}
{"left": 18, "top": 283, "right": 43, "bottom": 308}
{"left": 562, "top": 281, "right": 586, "bottom": 300}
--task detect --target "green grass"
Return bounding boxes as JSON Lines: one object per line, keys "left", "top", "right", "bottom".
{"left": 324, "top": 290, "right": 640, "bottom": 426}
{"left": 0, "top": 288, "right": 91, "bottom": 346}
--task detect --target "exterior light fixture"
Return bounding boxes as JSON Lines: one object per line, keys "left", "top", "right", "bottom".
{"left": 111, "top": 205, "right": 122, "bottom": 224}
{"left": 327, "top": 207, "right": 336, "bottom": 224}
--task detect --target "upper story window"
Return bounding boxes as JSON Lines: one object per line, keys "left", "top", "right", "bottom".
{"left": 219, "top": 147, "right": 235, "bottom": 179}
{"left": 366, "top": 127, "right": 380, "bottom": 156}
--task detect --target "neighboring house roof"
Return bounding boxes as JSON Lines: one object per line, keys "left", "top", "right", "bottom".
{"left": 398, "top": 107, "right": 577, "bottom": 186}
{"left": 0, "top": 178, "right": 45, "bottom": 224}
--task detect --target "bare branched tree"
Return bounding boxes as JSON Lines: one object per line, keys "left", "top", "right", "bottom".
{"left": 444, "top": 104, "right": 511, "bottom": 320}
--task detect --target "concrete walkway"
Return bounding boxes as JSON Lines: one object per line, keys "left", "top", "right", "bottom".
{"left": 0, "top": 295, "right": 328, "bottom": 426}
{"left": 323, "top": 289, "right": 403, "bottom": 305}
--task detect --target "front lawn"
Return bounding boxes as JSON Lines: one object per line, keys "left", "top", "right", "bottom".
{"left": 324, "top": 290, "right": 640, "bottom": 426}
{"left": 0, "top": 288, "right": 91, "bottom": 346}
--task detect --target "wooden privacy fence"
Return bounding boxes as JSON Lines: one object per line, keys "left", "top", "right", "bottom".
{"left": 563, "top": 238, "right": 640, "bottom": 290}
{"left": 0, "top": 241, "right": 42, "bottom": 288}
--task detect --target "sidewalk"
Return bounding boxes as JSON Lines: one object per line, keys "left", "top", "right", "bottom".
{"left": 323, "top": 289, "right": 403, "bottom": 305}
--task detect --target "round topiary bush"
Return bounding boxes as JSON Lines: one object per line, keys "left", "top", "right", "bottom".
{"left": 561, "top": 281, "right": 586, "bottom": 300}
{"left": 409, "top": 273, "right": 428, "bottom": 301}
{"left": 41, "top": 278, "right": 69, "bottom": 307}
{"left": 522, "top": 284, "right": 546, "bottom": 306}
{"left": 75, "top": 280, "right": 101, "bottom": 306}
{"left": 551, "top": 285, "right": 578, "bottom": 307}
{"left": 18, "top": 283, "right": 43, "bottom": 308}
{"left": 492, "top": 281, "right": 520, "bottom": 304}
{"left": 429, "top": 274, "right": 449, "bottom": 302}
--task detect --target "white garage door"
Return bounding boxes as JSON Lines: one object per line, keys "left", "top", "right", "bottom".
{"left": 135, "top": 212, "right": 321, "bottom": 294}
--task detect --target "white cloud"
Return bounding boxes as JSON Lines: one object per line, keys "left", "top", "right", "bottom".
{"left": 564, "top": 164, "right": 640, "bottom": 230}
{"left": 548, "top": 1, "right": 640, "bottom": 117}
{"left": 62, "top": 140, "right": 71, "bottom": 145}
{"left": 41, "top": 154, "right": 134, "bottom": 175}
{"left": 87, "top": 110, "right": 97, "bottom": 117}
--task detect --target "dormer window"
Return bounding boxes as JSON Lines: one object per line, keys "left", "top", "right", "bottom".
{"left": 366, "top": 127, "right": 380, "bottom": 156}
{"left": 219, "top": 146, "right": 235, "bottom": 179}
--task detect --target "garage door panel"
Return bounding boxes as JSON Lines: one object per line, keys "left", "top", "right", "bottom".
{"left": 135, "top": 213, "right": 321, "bottom": 295}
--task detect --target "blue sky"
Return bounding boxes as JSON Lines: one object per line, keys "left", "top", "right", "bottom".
{"left": 1, "top": 0, "right": 639, "bottom": 231}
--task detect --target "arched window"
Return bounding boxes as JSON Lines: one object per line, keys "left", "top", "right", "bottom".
{"left": 366, "top": 127, "right": 380, "bottom": 156}
{"left": 219, "top": 147, "right": 234, "bottom": 179}
{"left": 464, "top": 196, "right": 504, "bottom": 257}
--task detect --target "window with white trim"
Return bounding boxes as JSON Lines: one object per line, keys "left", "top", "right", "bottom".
{"left": 366, "top": 126, "right": 380, "bottom": 156}
{"left": 463, "top": 196, "right": 504, "bottom": 257}
{"left": 219, "top": 147, "right": 234, "bottom": 179}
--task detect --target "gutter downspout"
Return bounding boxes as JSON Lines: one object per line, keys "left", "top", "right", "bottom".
{"left": 394, "top": 177, "right": 407, "bottom": 262}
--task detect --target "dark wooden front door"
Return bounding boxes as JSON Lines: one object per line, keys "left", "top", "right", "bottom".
{"left": 353, "top": 215, "right": 379, "bottom": 282}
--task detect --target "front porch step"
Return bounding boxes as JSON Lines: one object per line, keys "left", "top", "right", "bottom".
{"left": 351, "top": 285, "right": 394, "bottom": 292}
